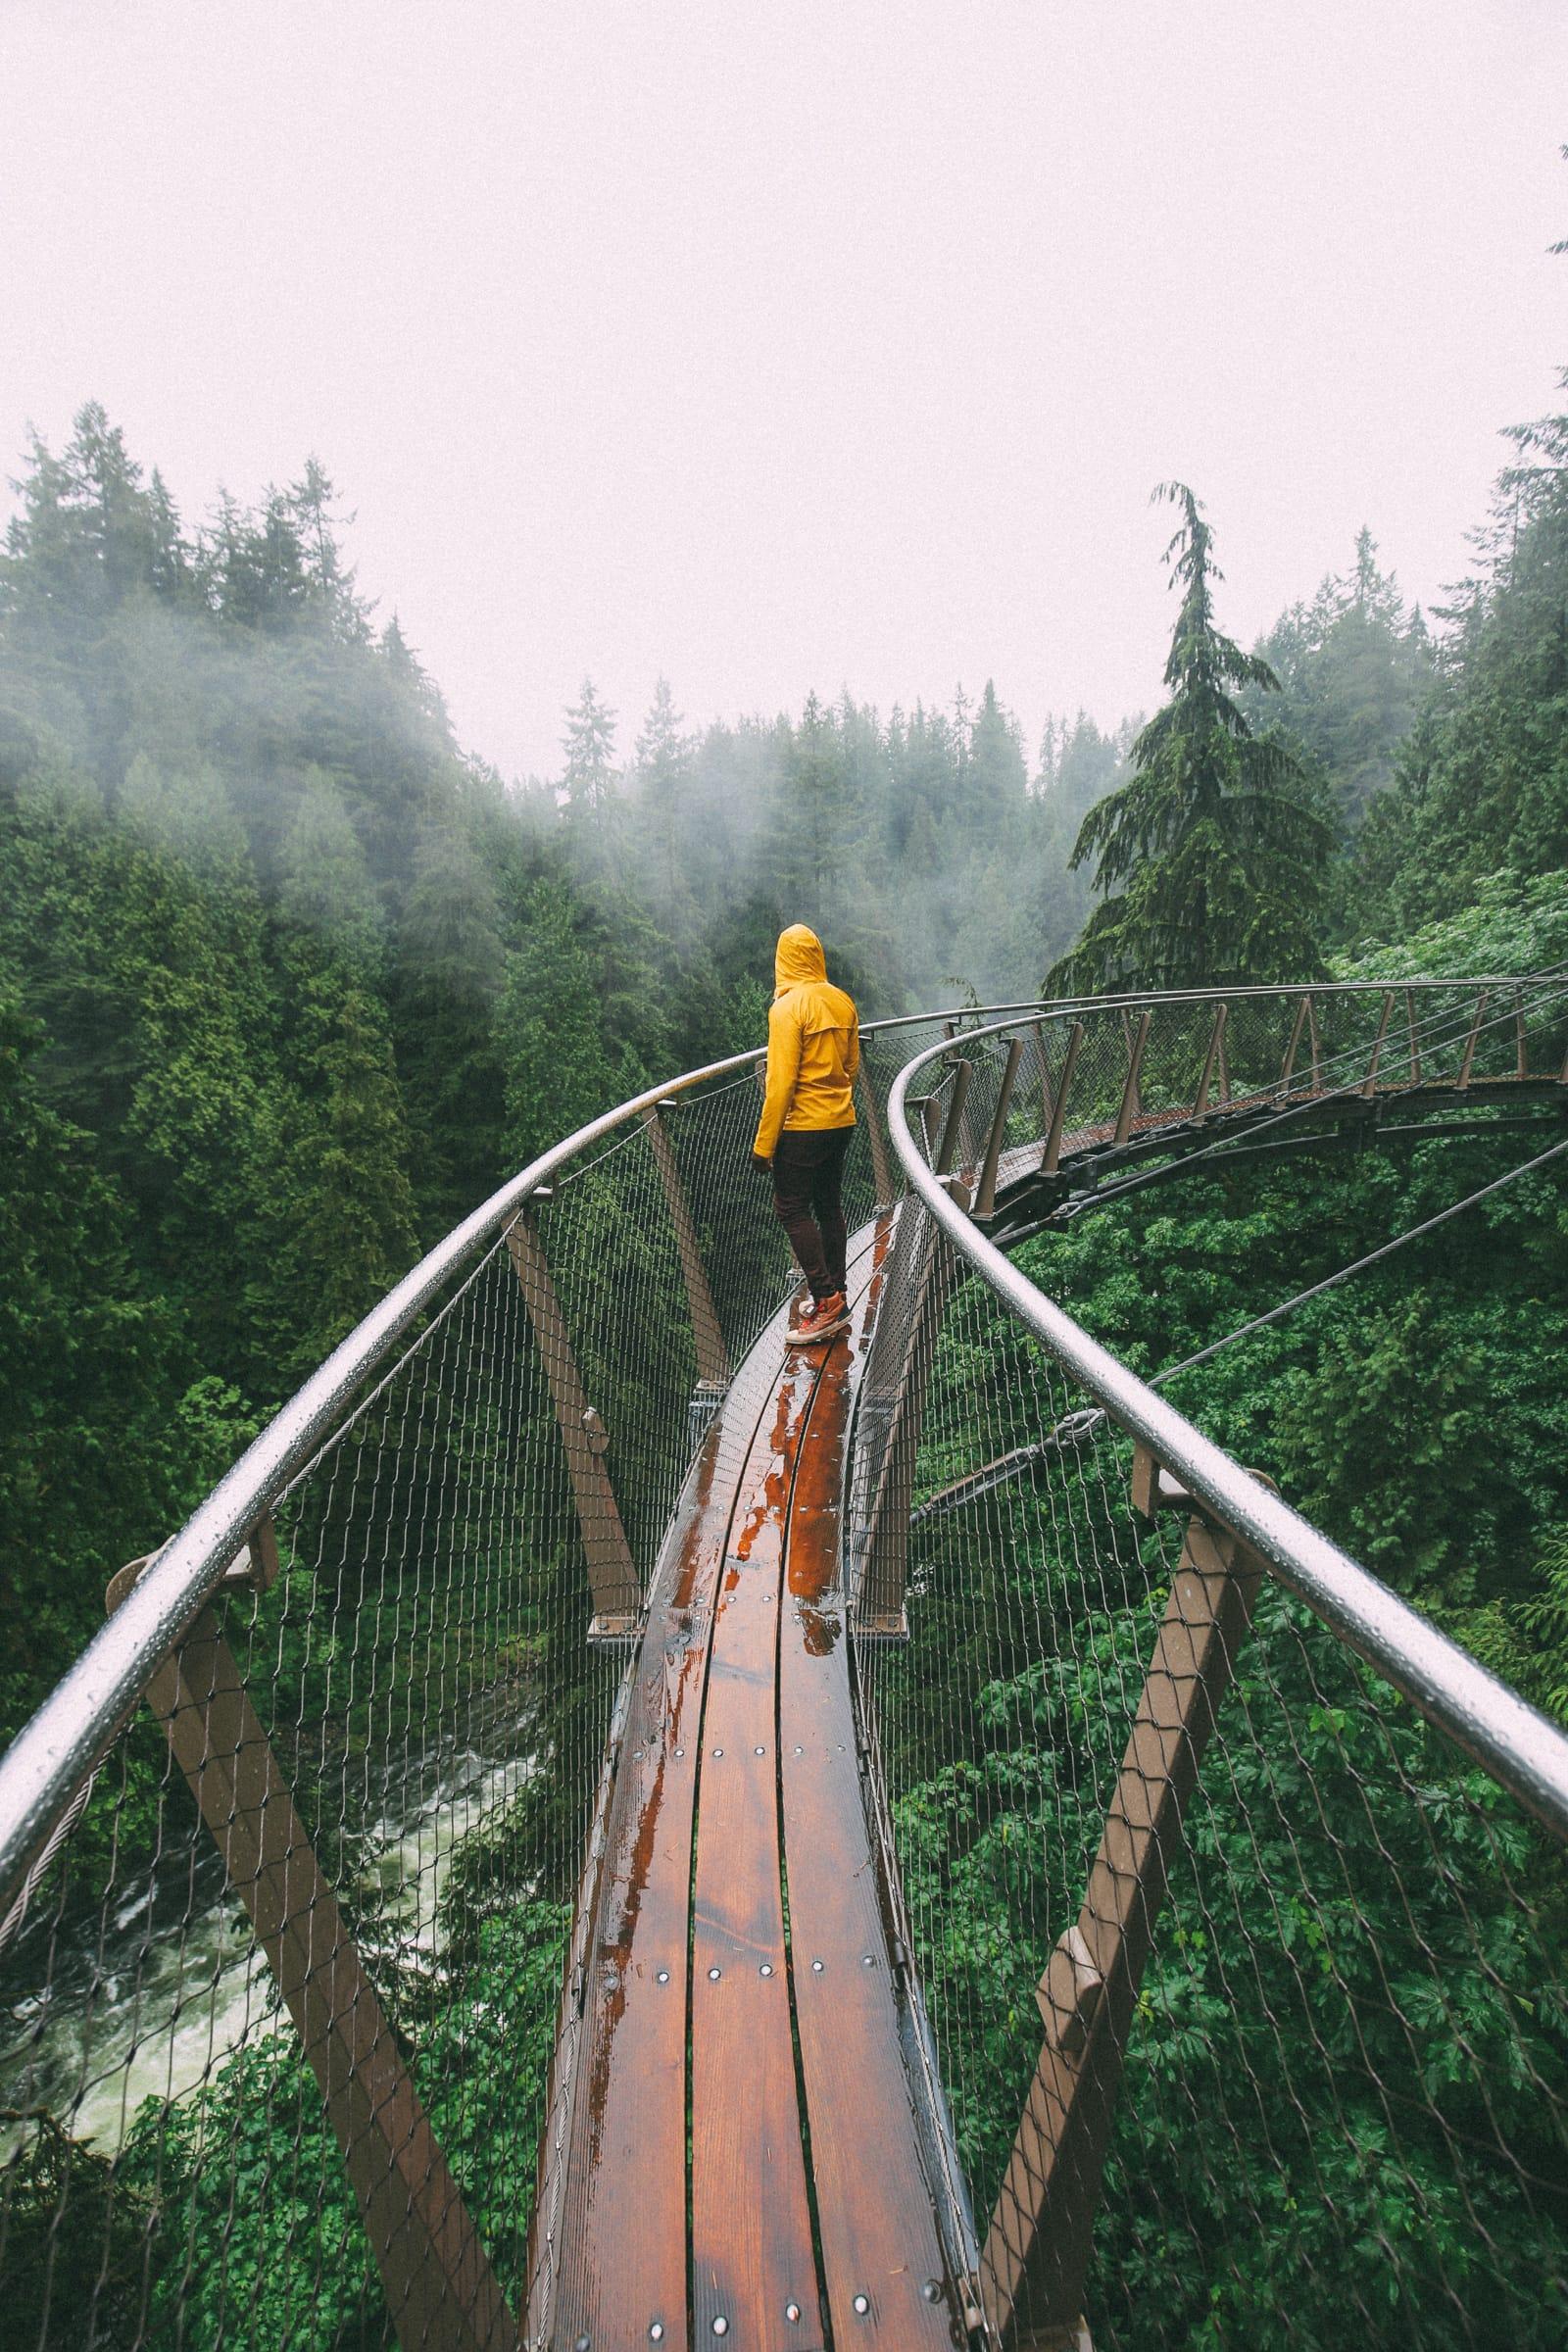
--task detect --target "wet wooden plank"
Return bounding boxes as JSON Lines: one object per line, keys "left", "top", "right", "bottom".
{"left": 690, "top": 1348, "right": 825, "bottom": 2349}
{"left": 780, "top": 1248, "right": 958, "bottom": 2345}
{"left": 540, "top": 1323, "right": 787, "bottom": 2351}
{"left": 537, "top": 1224, "right": 956, "bottom": 2350}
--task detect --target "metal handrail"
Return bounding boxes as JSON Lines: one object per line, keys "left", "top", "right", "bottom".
{"left": 0, "top": 997, "right": 1044, "bottom": 1922}
{"left": 888, "top": 997, "right": 1568, "bottom": 1845}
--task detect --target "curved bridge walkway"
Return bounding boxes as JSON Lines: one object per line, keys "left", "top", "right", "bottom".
{"left": 5, "top": 978, "right": 1567, "bottom": 2352}
{"left": 529, "top": 1218, "right": 963, "bottom": 2350}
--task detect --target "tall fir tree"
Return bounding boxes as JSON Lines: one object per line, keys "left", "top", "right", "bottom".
{"left": 1052, "top": 484, "right": 1332, "bottom": 993}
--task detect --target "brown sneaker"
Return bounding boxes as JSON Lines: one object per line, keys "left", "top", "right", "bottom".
{"left": 787, "top": 1291, "right": 850, "bottom": 1347}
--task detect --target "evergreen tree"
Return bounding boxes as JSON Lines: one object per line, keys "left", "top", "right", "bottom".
{"left": 391, "top": 819, "right": 507, "bottom": 1235}
{"left": 562, "top": 678, "right": 617, "bottom": 825}
{"left": 286, "top": 457, "right": 369, "bottom": 643}
{"left": 496, "top": 880, "right": 616, "bottom": 1166}
{"left": 1250, "top": 529, "right": 1433, "bottom": 825}
{"left": 0, "top": 982, "right": 179, "bottom": 1735}
{"left": 634, "top": 676, "right": 691, "bottom": 903}
{"left": 968, "top": 679, "right": 1028, "bottom": 826}
{"left": 1052, "top": 485, "right": 1333, "bottom": 993}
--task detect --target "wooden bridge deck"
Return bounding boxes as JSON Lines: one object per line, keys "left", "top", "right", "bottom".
{"left": 527, "top": 1219, "right": 963, "bottom": 2351}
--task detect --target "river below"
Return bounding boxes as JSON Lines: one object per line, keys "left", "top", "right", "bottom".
{"left": 0, "top": 1708, "right": 539, "bottom": 2156}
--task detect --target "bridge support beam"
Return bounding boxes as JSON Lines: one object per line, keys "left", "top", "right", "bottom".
{"left": 108, "top": 1544, "right": 518, "bottom": 2352}
{"left": 1112, "top": 1012, "right": 1150, "bottom": 1147}
{"left": 644, "top": 1102, "right": 729, "bottom": 1389}
{"left": 854, "top": 1190, "right": 967, "bottom": 1637}
{"left": 980, "top": 1455, "right": 1264, "bottom": 2347}
{"left": 1041, "top": 1022, "right": 1084, "bottom": 1176}
{"left": 858, "top": 1054, "right": 896, "bottom": 1204}
{"left": 507, "top": 1206, "right": 641, "bottom": 1639}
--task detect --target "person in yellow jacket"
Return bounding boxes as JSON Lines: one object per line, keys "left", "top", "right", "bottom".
{"left": 751, "top": 924, "right": 859, "bottom": 1345}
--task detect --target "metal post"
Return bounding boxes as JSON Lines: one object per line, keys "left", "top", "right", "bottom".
{"left": 858, "top": 1055, "right": 896, "bottom": 1205}
{"left": 1516, "top": 990, "right": 1529, "bottom": 1080}
{"left": 506, "top": 1207, "right": 641, "bottom": 1638}
{"left": 1193, "top": 1003, "right": 1228, "bottom": 1118}
{"left": 1112, "top": 1011, "right": 1150, "bottom": 1148}
{"left": 1307, "top": 992, "right": 1321, "bottom": 1092}
{"left": 1406, "top": 989, "right": 1421, "bottom": 1084}
{"left": 936, "top": 1057, "right": 973, "bottom": 1177}
{"left": 856, "top": 1189, "right": 969, "bottom": 1637}
{"left": 1361, "top": 989, "right": 1395, "bottom": 1097}
{"left": 976, "top": 1037, "right": 1024, "bottom": 1218}
{"left": 980, "top": 1458, "right": 1263, "bottom": 2346}
{"left": 643, "top": 1102, "right": 728, "bottom": 1388}
{"left": 1280, "top": 998, "right": 1307, "bottom": 1089}
{"left": 1458, "top": 989, "right": 1489, "bottom": 1088}
{"left": 1042, "top": 1023, "right": 1083, "bottom": 1176}
{"left": 107, "top": 1553, "right": 517, "bottom": 2352}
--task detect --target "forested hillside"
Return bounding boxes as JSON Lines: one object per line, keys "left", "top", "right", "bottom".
{"left": 3, "top": 371, "right": 1567, "bottom": 1752}
{"left": 2, "top": 327, "right": 1567, "bottom": 2350}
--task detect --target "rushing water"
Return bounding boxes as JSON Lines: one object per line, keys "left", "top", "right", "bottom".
{"left": 0, "top": 1718, "right": 539, "bottom": 2156}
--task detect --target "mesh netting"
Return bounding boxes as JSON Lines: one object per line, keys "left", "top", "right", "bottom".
{"left": 4, "top": 983, "right": 1565, "bottom": 2352}
{"left": 849, "top": 985, "right": 1568, "bottom": 2351}
{"left": 0, "top": 1051, "right": 858, "bottom": 2352}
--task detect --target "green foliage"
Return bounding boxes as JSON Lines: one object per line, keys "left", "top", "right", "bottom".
{"left": 109, "top": 1896, "right": 567, "bottom": 2351}
{"left": 1351, "top": 368, "right": 1568, "bottom": 932}
{"left": 1248, "top": 528, "right": 1434, "bottom": 828}
{"left": 0, "top": 2107, "right": 155, "bottom": 2350}
{"left": 0, "top": 983, "right": 180, "bottom": 1742}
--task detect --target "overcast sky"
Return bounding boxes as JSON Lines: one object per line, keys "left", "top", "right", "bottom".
{"left": 2, "top": 2, "right": 1564, "bottom": 780}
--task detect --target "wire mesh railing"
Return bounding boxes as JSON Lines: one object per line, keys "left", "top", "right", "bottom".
{"left": 0, "top": 998, "right": 964, "bottom": 2352}
{"left": 5, "top": 972, "right": 1566, "bottom": 2352}
{"left": 848, "top": 993, "right": 1568, "bottom": 2350}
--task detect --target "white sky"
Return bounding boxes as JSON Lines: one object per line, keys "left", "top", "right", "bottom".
{"left": 2, "top": 2, "right": 1564, "bottom": 780}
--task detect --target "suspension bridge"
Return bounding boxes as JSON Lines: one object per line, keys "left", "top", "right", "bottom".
{"left": 3, "top": 978, "right": 1567, "bottom": 2351}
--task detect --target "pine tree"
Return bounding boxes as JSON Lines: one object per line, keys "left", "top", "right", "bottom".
{"left": 1250, "top": 529, "right": 1433, "bottom": 824}
{"left": 635, "top": 677, "right": 691, "bottom": 902}
{"left": 1051, "top": 485, "right": 1332, "bottom": 994}
{"left": 562, "top": 678, "right": 617, "bottom": 823}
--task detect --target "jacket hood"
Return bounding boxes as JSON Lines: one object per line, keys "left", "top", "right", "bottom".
{"left": 774, "top": 924, "right": 827, "bottom": 991}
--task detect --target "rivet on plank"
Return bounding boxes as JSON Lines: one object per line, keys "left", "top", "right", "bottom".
{"left": 712, "top": 2322, "right": 729, "bottom": 2339}
{"left": 650, "top": 2328, "right": 665, "bottom": 2344}
{"left": 708, "top": 1967, "right": 721, "bottom": 1982}
{"left": 785, "top": 2305, "right": 802, "bottom": 2325}
{"left": 760, "top": 1963, "right": 774, "bottom": 1978}
{"left": 811, "top": 1959, "right": 824, "bottom": 1974}
{"left": 656, "top": 1970, "right": 670, "bottom": 1984}
{"left": 853, "top": 2293, "right": 870, "bottom": 2315}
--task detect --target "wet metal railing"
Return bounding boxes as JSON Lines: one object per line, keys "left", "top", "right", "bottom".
{"left": 0, "top": 1001, "right": 977, "bottom": 2352}
{"left": 849, "top": 979, "right": 1568, "bottom": 2351}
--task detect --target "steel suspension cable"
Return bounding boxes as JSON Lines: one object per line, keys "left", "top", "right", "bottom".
{"left": 1152, "top": 1129, "right": 1568, "bottom": 1391}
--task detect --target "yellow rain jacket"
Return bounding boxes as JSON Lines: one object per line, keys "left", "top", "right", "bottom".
{"left": 753, "top": 925, "right": 860, "bottom": 1160}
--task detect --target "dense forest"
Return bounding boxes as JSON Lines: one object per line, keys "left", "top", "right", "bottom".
{"left": 3, "top": 374, "right": 1563, "bottom": 1751}
{"left": 2, "top": 314, "right": 1566, "bottom": 2346}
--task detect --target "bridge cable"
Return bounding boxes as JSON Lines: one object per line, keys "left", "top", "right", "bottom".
{"left": 911, "top": 1126, "right": 1568, "bottom": 1526}
{"left": 1152, "top": 1128, "right": 1568, "bottom": 1391}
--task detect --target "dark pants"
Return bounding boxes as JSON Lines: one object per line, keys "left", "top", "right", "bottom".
{"left": 771, "top": 1126, "right": 852, "bottom": 1301}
